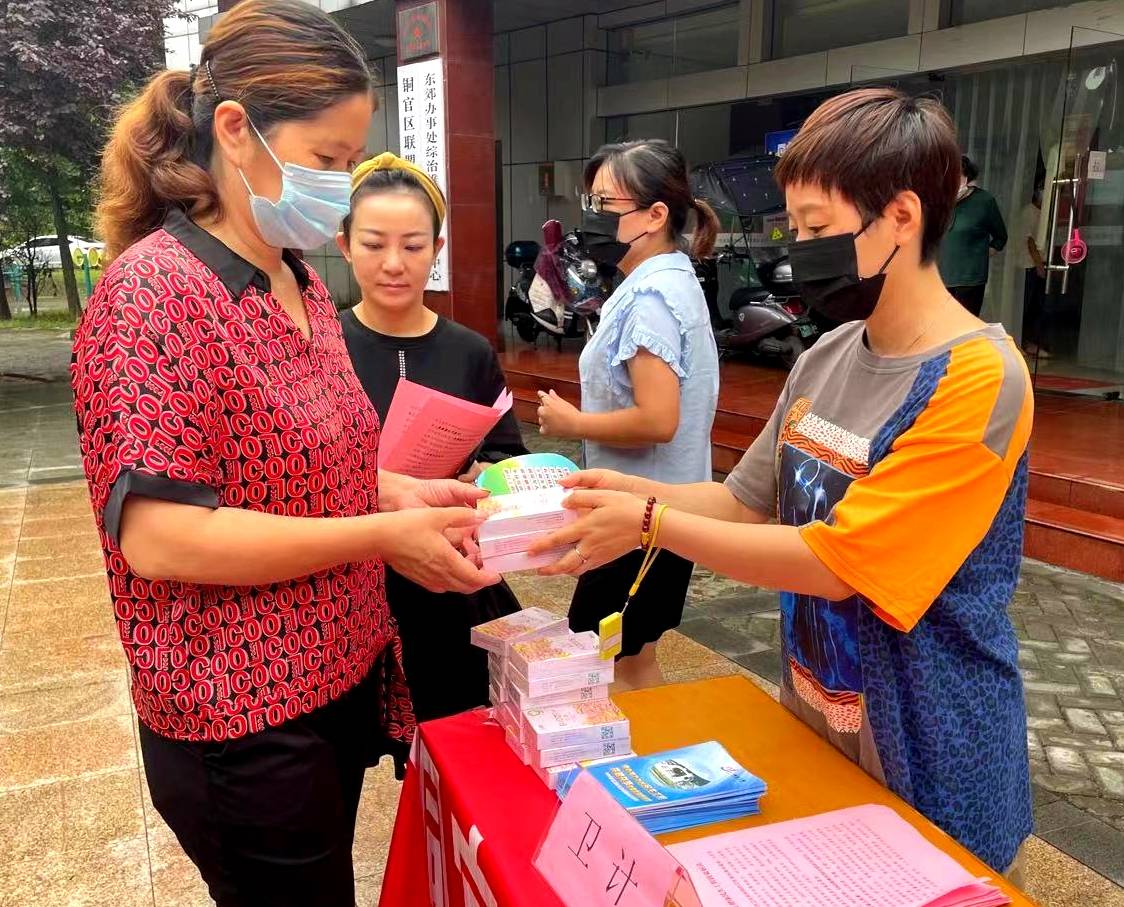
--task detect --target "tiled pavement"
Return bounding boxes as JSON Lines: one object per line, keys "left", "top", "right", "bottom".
{"left": 3, "top": 334, "right": 1124, "bottom": 905}
{"left": 675, "top": 564, "right": 1124, "bottom": 890}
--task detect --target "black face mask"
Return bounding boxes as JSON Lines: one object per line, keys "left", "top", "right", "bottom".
{"left": 578, "top": 209, "right": 645, "bottom": 268}
{"left": 787, "top": 227, "right": 899, "bottom": 323}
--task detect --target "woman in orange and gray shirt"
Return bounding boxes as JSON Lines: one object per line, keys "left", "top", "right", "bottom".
{"left": 535, "top": 89, "right": 1033, "bottom": 880}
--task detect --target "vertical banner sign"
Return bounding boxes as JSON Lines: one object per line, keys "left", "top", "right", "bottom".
{"left": 398, "top": 56, "right": 450, "bottom": 291}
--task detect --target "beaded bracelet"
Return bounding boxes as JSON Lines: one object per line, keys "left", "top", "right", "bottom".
{"left": 640, "top": 496, "right": 658, "bottom": 550}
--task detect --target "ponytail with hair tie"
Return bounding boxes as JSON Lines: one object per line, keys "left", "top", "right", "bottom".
{"left": 584, "top": 139, "right": 719, "bottom": 262}
{"left": 97, "top": 67, "right": 217, "bottom": 260}
{"left": 689, "top": 196, "right": 719, "bottom": 260}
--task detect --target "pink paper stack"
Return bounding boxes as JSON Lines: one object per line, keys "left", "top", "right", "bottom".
{"left": 668, "top": 804, "right": 1012, "bottom": 907}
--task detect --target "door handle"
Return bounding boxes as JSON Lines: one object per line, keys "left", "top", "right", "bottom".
{"left": 1048, "top": 154, "right": 1087, "bottom": 294}
{"left": 1045, "top": 157, "right": 1078, "bottom": 295}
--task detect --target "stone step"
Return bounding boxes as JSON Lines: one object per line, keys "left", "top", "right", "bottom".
{"left": 1025, "top": 500, "right": 1124, "bottom": 583}
{"left": 1029, "top": 469, "right": 1124, "bottom": 521}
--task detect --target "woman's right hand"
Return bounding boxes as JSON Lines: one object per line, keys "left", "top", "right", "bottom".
{"left": 557, "top": 468, "right": 637, "bottom": 494}
{"left": 379, "top": 508, "right": 500, "bottom": 594}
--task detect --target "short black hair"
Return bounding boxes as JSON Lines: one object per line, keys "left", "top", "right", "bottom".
{"left": 774, "top": 87, "right": 961, "bottom": 263}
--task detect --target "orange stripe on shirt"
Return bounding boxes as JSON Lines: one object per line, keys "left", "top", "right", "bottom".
{"left": 800, "top": 335, "right": 1034, "bottom": 632}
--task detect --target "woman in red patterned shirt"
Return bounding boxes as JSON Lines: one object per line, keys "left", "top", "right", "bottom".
{"left": 72, "top": 2, "right": 498, "bottom": 904}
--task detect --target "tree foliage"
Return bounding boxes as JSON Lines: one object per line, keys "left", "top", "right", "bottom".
{"left": 0, "top": 149, "right": 58, "bottom": 316}
{"left": 0, "top": 0, "right": 178, "bottom": 314}
{"left": 1, "top": 0, "right": 175, "bottom": 170}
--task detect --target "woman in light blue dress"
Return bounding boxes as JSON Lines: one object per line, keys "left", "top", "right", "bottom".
{"left": 538, "top": 139, "right": 720, "bottom": 690}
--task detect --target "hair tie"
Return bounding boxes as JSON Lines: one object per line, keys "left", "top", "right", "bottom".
{"left": 350, "top": 151, "right": 447, "bottom": 227}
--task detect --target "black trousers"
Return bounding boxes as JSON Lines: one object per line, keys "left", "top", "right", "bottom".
{"left": 139, "top": 669, "right": 383, "bottom": 907}
{"left": 949, "top": 284, "right": 987, "bottom": 317}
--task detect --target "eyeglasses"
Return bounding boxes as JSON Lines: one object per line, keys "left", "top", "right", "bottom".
{"left": 579, "top": 192, "right": 637, "bottom": 214}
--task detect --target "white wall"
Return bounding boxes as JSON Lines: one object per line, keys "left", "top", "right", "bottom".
{"left": 163, "top": 0, "right": 217, "bottom": 69}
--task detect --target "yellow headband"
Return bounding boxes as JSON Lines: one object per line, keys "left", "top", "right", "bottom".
{"left": 350, "top": 152, "right": 447, "bottom": 227}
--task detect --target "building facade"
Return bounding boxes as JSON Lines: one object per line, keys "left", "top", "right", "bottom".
{"left": 166, "top": 0, "right": 1124, "bottom": 389}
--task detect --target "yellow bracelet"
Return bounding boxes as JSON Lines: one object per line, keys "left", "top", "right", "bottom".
{"left": 649, "top": 504, "right": 669, "bottom": 550}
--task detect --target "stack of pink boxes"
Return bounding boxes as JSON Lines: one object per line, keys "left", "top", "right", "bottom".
{"left": 471, "top": 609, "right": 632, "bottom": 789}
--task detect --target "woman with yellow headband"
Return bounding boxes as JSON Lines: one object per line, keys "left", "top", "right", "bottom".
{"left": 337, "top": 153, "right": 528, "bottom": 721}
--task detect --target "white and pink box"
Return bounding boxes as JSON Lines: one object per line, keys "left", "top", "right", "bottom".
{"left": 504, "top": 724, "right": 530, "bottom": 764}
{"left": 508, "top": 661, "right": 614, "bottom": 698}
{"left": 536, "top": 737, "right": 633, "bottom": 769}
{"left": 509, "top": 631, "right": 602, "bottom": 683}
{"left": 472, "top": 607, "right": 569, "bottom": 698}
{"left": 476, "top": 488, "right": 576, "bottom": 574}
{"left": 505, "top": 674, "right": 608, "bottom": 711}
{"left": 522, "top": 700, "right": 630, "bottom": 751}
{"left": 496, "top": 700, "right": 522, "bottom": 737}
{"left": 519, "top": 699, "right": 632, "bottom": 769}
{"left": 470, "top": 607, "right": 568, "bottom": 656}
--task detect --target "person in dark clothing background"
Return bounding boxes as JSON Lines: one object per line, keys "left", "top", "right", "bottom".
{"left": 939, "top": 155, "right": 1008, "bottom": 316}
{"left": 338, "top": 152, "right": 527, "bottom": 722}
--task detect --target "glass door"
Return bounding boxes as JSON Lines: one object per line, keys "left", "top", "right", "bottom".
{"left": 1033, "top": 27, "right": 1124, "bottom": 398}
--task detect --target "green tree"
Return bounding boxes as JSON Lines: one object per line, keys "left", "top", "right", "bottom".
{"left": 0, "top": 151, "right": 56, "bottom": 317}
{"left": 0, "top": 0, "right": 177, "bottom": 316}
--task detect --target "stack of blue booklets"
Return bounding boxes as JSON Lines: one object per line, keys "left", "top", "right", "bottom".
{"left": 559, "top": 741, "right": 767, "bottom": 834}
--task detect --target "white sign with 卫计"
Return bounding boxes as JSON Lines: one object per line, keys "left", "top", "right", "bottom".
{"left": 397, "top": 56, "right": 449, "bottom": 292}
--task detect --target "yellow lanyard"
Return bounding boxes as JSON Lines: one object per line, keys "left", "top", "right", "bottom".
{"left": 598, "top": 504, "right": 668, "bottom": 659}
{"left": 625, "top": 503, "right": 667, "bottom": 612}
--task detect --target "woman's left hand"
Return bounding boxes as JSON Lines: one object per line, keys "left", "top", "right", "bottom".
{"left": 537, "top": 389, "right": 583, "bottom": 438}
{"left": 383, "top": 473, "right": 489, "bottom": 511}
{"left": 393, "top": 478, "right": 489, "bottom": 564}
{"left": 528, "top": 489, "right": 648, "bottom": 576}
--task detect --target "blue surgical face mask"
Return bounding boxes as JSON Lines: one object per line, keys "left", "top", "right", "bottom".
{"left": 239, "top": 120, "right": 352, "bottom": 251}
